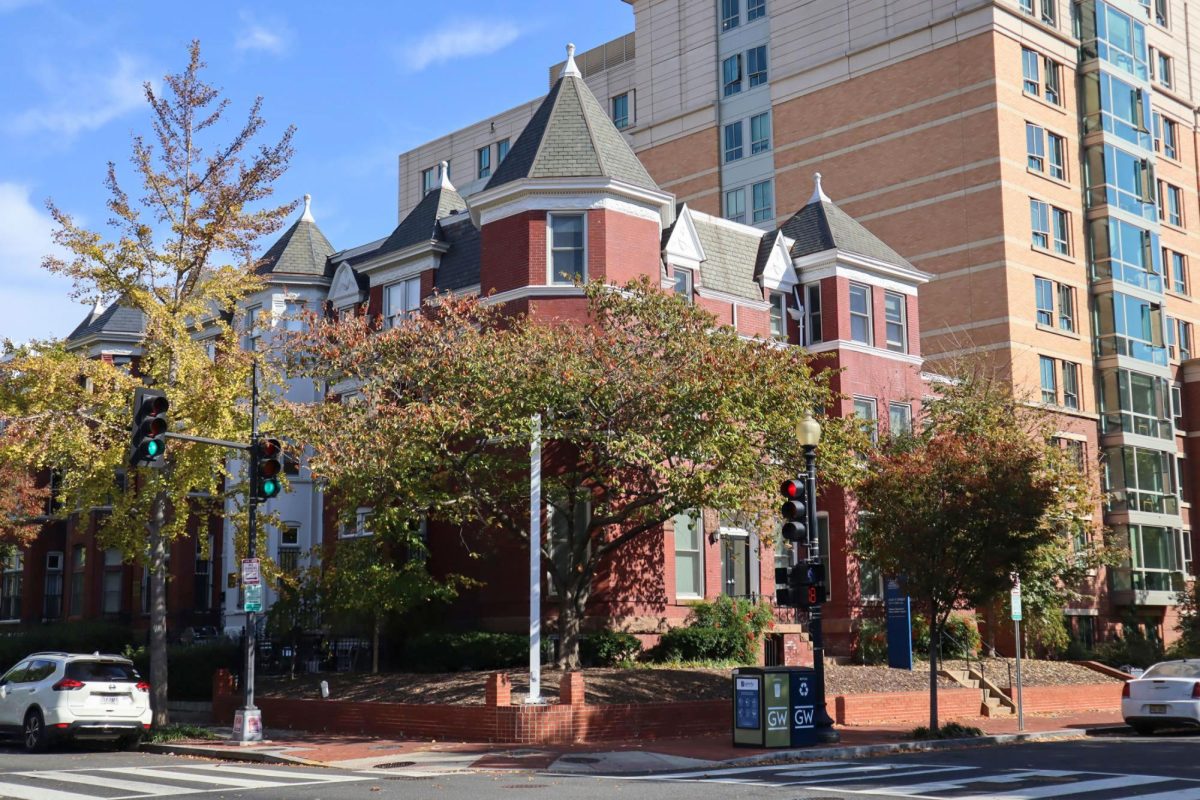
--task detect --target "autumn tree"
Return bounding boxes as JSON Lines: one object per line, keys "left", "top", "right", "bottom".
{"left": 281, "top": 278, "right": 860, "bottom": 668}
{"left": 852, "top": 368, "right": 1102, "bottom": 731}
{"left": 0, "top": 43, "right": 294, "bottom": 725}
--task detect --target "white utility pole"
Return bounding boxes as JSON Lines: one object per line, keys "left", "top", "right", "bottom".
{"left": 527, "top": 413, "right": 543, "bottom": 704}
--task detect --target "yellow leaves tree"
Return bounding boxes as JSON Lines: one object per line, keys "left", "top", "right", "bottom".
{"left": 0, "top": 42, "right": 295, "bottom": 725}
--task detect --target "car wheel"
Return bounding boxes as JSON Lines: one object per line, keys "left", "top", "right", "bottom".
{"left": 23, "top": 709, "right": 47, "bottom": 752}
{"left": 1131, "top": 723, "right": 1155, "bottom": 736}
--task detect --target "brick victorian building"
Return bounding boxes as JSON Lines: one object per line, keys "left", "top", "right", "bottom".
{"left": 4, "top": 44, "right": 927, "bottom": 660}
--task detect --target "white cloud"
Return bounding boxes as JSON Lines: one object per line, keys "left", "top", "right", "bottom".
{"left": 0, "top": 183, "right": 86, "bottom": 342}
{"left": 235, "top": 11, "right": 289, "bottom": 55}
{"left": 7, "top": 54, "right": 150, "bottom": 138}
{"left": 402, "top": 20, "right": 521, "bottom": 72}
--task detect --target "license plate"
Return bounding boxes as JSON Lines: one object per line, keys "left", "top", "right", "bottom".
{"left": 99, "top": 695, "right": 121, "bottom": 705}
{"left": 1149, "top": 704, "right": 1168, "bottom": 714}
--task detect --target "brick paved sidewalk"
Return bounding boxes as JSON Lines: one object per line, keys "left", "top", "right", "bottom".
{"left": 148, "top": 708, "right": 1125, "bottom": 773}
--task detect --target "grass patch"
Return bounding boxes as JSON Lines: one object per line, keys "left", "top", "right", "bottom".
{"left": 910, "top": 721, "right": 984, "bottom": 740}
{"left": 147, "top": 724, "right": 222, "bottom": 743}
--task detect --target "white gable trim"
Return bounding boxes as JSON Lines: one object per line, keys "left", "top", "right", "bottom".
{"left": 470, "top": 176, "right": 675, "bottom": 227}
{"left": 372, "top": 254, "right": 440, "bottom": 288}
{"left": 478, "top": 191, "right": 663, "bottom": 228}
{"left": 696, "top": 286, "right": 770, "bottom": 311}
{"left": 329, "top": 261, "right": 365, "bottom": 309}
{"left": 758, "top": 232, "right": 797, "bottom": 292}
{"left": 663, "top": 205, "right": 707, "bottom": 271}
{"left": 806, "top": 339, "right": 924, "bottom": 366}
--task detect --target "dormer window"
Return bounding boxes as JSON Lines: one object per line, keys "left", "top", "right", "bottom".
{"left": 384, "top": 277, "right": 421, "bottom": 328}
{"left": 769, "top": 292, "right": 787, "bottom": 341}
{"left": 548, "top": 213, "right": 586, "bottom": 284}
{"left": 672, "top": 267, "right": 694, "bottom": 302}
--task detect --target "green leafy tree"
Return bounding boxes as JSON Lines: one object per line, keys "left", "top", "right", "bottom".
{"left": 281, "top": 278, "right": 859, "bottom": 668}
{"left": 0, "top": 43, "right": 294, "bottom": 724}
{"left": 1172, "top": 581, "right": 1200, "bottom": 657}
{"left": 317, "top": 513, "right": 471, "bottom": 673}
{"left": 853, "top": 367, "right": 1103, "bottom": 731}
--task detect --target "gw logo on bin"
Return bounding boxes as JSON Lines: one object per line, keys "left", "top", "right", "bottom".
{"left": 793, "top": 706, "right": 815, "bottom": 728}
{"left": 766, "top": 707, "right": 789, "bottom": 730}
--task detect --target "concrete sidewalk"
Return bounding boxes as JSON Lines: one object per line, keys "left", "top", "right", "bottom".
{"left": 146, "top": 708, "right": 1126, "bottom": 775}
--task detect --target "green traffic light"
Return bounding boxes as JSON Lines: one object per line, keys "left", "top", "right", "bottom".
{"left": 146, "top": 440, "right": 161, "bottom": 457}
{"left": 262, "top": 478, "right": 279, "bottom": 498}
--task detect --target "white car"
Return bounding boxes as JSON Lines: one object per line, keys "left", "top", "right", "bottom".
{"left": 1121, "top": 659, "right": 1200, "bottom": 735}
{"left": 0, "top": 652, "right": 152, "bottom": 751}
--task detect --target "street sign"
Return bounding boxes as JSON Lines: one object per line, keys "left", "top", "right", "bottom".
{"left": 884, "top": 576, "right": 913, "bottom": 670}
{"left": 242, "top": 558, "right": 261, "bottom": 586}
{"left": 1010, "top": 585, "right": 1022, "bottom": 621}
{"left": 244, "top": 583, "right": 263, "bottom": 612}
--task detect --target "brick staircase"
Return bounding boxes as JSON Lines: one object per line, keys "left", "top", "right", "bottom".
{"left": 939, "top": 665, "right": 1016, "bottom": 717}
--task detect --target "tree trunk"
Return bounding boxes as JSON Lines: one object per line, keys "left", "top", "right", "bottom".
{"left": 928, "top": 609, "right": 939, "bottom": 733}
{"left": 372, "top": 614, "right": 380, "bottom": 674}
{"left": 554, "top": 582, "right": 588, "bottom": 671}
{"left": 148, "top": 493, "right": 169, "bottom": 728}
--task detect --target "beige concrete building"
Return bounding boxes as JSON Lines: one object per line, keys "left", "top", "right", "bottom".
{"left": 399, "top": 0, "right": 1200, "bottom": 648}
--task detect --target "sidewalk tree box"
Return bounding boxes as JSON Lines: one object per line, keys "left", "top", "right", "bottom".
{"left": 732, "top": 667, "right": 816, "bottom": 748}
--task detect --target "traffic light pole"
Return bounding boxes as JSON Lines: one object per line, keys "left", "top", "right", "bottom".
{"left": 803, "top": 444, "right": 839, "bottom": 744}
{"left": 234, "top": 365, "right": 263, "bottom": 743}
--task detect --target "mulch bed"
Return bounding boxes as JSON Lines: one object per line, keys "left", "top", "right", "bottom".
{"left": 255, "top": 658, "right": 1112, "bottom": 706}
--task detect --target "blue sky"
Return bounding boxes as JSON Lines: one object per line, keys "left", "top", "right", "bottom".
{"left": 0, "top": 0, "right": 634, "bottom": 343}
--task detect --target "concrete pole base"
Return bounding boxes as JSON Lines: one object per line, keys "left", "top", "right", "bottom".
{"left": 230, "top": 707, "right": 263, "bottom": 743}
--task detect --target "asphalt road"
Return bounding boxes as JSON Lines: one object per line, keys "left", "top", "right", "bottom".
{"left": 1, "top": 731, "right": 1199, "bottom": 799}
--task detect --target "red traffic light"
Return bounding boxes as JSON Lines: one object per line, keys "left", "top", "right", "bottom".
{"left": 257, "top": 438, "right": 283, "bottom": 479}
{"left": 780, "top": 479, "right": 803, "bottom": 499}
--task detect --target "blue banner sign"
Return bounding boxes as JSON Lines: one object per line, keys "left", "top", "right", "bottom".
{"left": 885, "top": 576, "right": 913, "bottom": 670}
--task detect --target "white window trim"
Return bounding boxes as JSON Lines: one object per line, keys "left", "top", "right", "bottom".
{"left": 884, "top": 290, "right": 907, "bottom": 352}
{"left": 673, "top": 511, "right": 704, "bottom": 599}
{"left": 546, "top": 212, "right": 588, "bottom": 285}
{"left": 340, "top": 507, "right": 374, "bottom": 539}
{"left": 383, "top": 276, "right": 422, "bottom": 329}
{"left": 849, "top": 282, "right": 873, "bottom": 346}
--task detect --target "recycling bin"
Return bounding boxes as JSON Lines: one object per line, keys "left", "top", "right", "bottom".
{"left": 733, "top": 667, "right": 815, "bottom": 747}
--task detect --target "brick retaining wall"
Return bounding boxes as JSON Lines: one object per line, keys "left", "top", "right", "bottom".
{"left": 211, "top": 671, "right": 1120, "bottom": 744}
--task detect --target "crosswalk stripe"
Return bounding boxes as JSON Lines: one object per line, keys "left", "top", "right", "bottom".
{"left": 621, "top": 761, "right": 847, "bottom": 780}
{"left": 0, "top": 779, "right": 99, "bottom": 800}
{"left": 895, "top": 774, "right": 1174, "bottom": 799}
{"left": 93, "top": 766, "right": 290, "bottom": 789}
{"left": 1094, "top": 788, "right": 1200, "bottom": 800}
{"left": 172, "top": 764, "right": 363, "bottom": 782}
{"left": 785, "top": 766, "right": 974, "bottom": 786}
{"left": 16, "top": 770, "right": 197, "bottom": 796}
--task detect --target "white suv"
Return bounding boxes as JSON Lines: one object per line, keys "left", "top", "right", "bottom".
{"left": 0, "top": 652, "right": 151, "bottom": 751}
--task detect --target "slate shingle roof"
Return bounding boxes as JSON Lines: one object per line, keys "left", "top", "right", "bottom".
{"left": 255, "top": 216, "right": 337, "bottom": 279}
{"left": 376, "top": 185, "right": 467, "bottom": 259}
{"left": 435, "top": 218, "right": 481, "bottom": 291}
{"left": 484, "top": 70, "right": 657, "bottom": 192}
{"left": 66, "top": 303, "right": 146, "bottom": 342}
{"left": 689, "top": 215, "right": 767, "bottom": 302}
{"left": 781, "top": 199, "right": 912, "bottom": 268}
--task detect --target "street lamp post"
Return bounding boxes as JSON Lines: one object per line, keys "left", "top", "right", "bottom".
{"left": 797, "top": 414, "right": 839, "bottom": 744}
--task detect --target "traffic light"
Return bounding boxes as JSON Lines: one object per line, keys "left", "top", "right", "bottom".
{"left": 779, "top": 479, "right": 807, "bottom": 542}
{"left": 775, "top": 561, "right": 826, "bottom": 609}
{"left": 253, "top": 437, "right": 283, "bottom": 501}
{"left": 130, "top": 388, "right": 169, "bottom": 468}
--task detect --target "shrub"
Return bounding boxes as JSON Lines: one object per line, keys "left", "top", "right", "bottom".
{"left": 854, "top": 618, "right": 888, "bottom": 665}
{"left": 910, "top": 614, "right": 980, "bottom": 659}
{"left": 653, "top": 626, "right": 738, "bottom": 663}
{"left": 126, "top": 640, "right": 241, "bottom": 701}
{"left": 0, "top": 622, "right": 141, "bottom": 672}
{"left": 911, "top": 721, "right": 984, "bottom": 740}
{"left": 684, "top": 596, "right": 775, "bottom": 663}
{"left": 1094, "top": 621, "right": 1164, "bottom": 670}
{"left": 401, "top": 631, "right": 527, "bottom": 672}
{"left": 580, "top": 630, "right": 642, "bottom": 667}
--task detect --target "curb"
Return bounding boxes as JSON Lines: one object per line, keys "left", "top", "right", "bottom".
{"left": 141, "top": 742, "right": 328, "bottom": 768}
{"left": 723, "top": 728, "right": 1088, "bottom": 766}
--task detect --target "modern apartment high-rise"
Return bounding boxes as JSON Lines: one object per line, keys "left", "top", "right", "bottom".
{"left": 400, "top": 0, "right": 1199, "bottom": 647}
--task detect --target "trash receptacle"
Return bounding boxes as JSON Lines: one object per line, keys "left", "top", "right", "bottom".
{"left": 732, "top": 667, "right": 798, "bottom": 747}
{"left": 789, "top": 668, "right": 817, "bottom": 747}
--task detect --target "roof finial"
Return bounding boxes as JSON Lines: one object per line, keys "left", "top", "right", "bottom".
{"left": 562, "top": 42, "right": 581, "bottom": 79}
{"left": 301, "top": 193, "right": 314, "bottom": 222}
{"left": 809, "top": 172, "right": 831, "bottom": 204}
{"left": 438, "top": 160, "right": 456, "bottom": 192}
